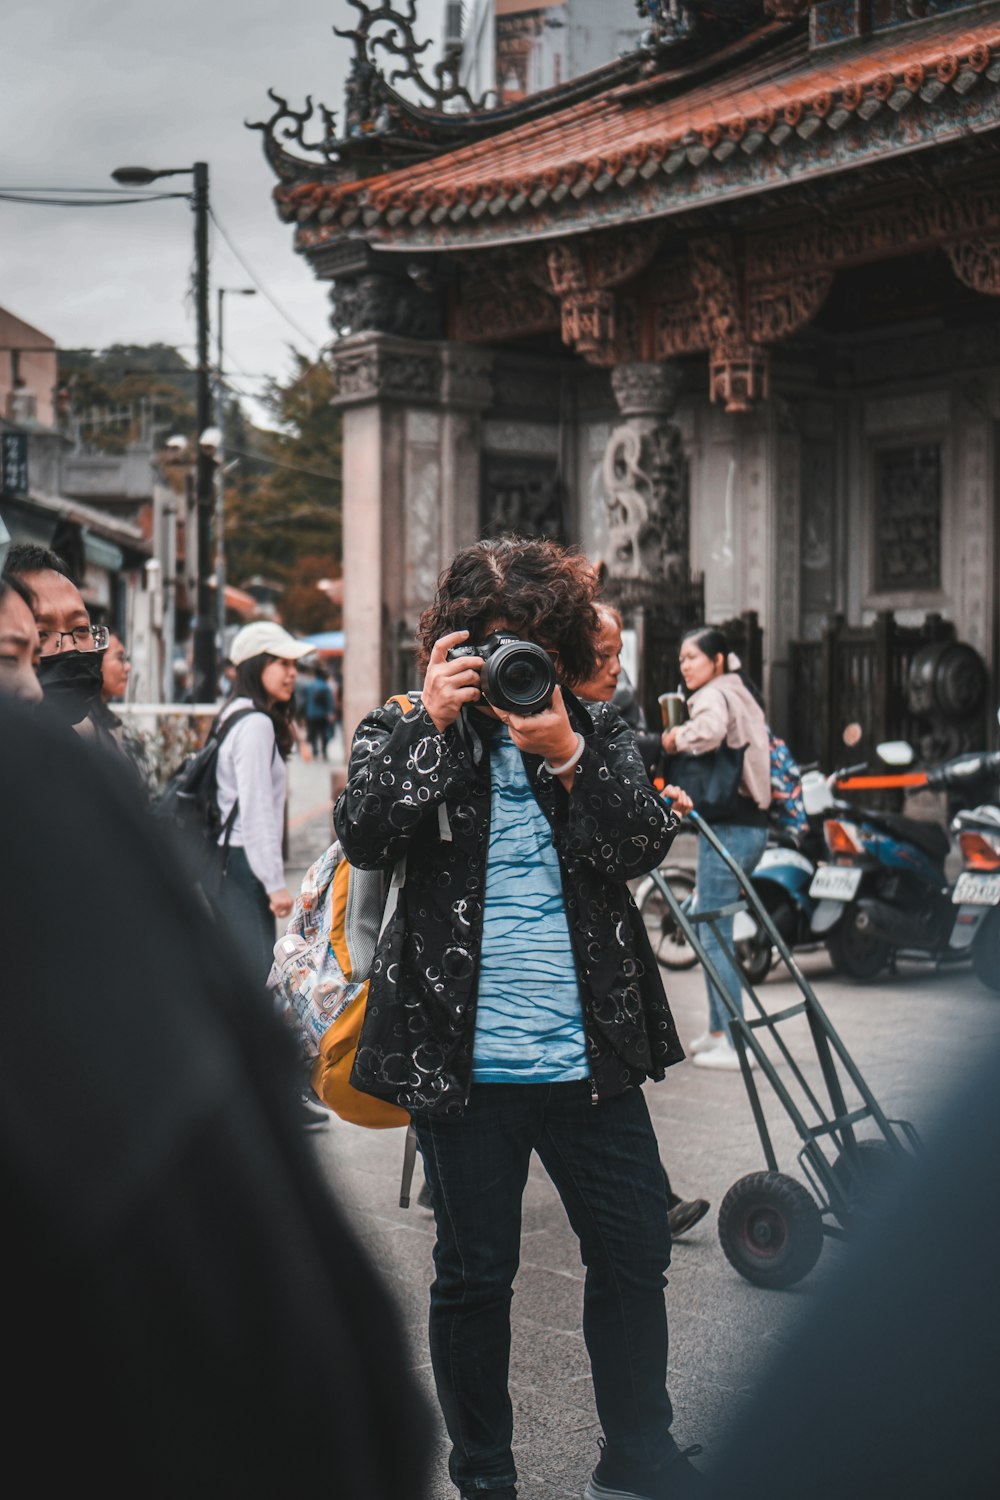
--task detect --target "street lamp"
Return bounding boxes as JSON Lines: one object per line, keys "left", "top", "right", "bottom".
{"left": 215, "top": 286, "right": 256, "bottom": 648}
{"left": 111, "top": 161, "right": 215, "bottom": 703}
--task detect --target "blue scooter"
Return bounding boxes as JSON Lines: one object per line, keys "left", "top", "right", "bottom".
{"left": 731, "top": 826, "right": 825, "bottom": 983}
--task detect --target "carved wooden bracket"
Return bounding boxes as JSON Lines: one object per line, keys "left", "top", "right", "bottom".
{"left": 561, "top": 289, "right": 618, "bottom": 366}
{"left": 747, "top": 271, "right": 834, "bottom": 342}
{"left": 946, "top": 237, "right": 1000, "bottom": 297}
{"left": 689, "top": 235, "right": 769, "bottom": 413}
{"left": 533, "top": 229, "right": 663, "bottom": 367}
{"left": 449, "top": 248, "right": 560, "bottom": 344}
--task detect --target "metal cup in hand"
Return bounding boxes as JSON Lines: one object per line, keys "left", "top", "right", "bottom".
{"left": 659, "top": 692, "right": 688, "bottom": 730}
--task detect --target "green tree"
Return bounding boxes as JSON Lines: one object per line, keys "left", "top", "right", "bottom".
{"left": 224, "top": 352, "right": 342, "bottom": 631}
{"left": 58, "top": 344, "right": 196, "bottom": 452}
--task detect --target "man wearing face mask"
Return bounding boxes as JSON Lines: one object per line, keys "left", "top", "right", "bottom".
{"left": 2, "top": 544, "right": 109, "bottom": 731}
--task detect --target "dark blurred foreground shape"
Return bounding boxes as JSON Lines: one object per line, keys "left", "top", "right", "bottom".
{"left": 0, "top": 697, "right": 431, "bottom": 1499}
{"left": 705, "top": 1039, "right": 1000, "bottom": 1500}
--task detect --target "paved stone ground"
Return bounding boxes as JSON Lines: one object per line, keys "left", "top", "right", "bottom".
{"left": 283, "top": 753, "right": 1000, "bottom": 1499}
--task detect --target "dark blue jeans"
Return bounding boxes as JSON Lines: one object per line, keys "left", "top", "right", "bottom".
{"left": 414, "top": 1081, "right": 675, "bottom": 1494}
{"left": 219, "top": 845, "right": 275, "bottom": 985}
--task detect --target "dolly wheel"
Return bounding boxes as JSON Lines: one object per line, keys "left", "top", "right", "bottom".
{"left": 718, "top": 1171, "right": 823, "bottom": 1289}
{"left": 831, "top": 1139, "right": 907, "bottom": 1230}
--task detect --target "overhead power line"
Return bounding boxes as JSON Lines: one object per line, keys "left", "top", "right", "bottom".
{"left": 225, "top": 443, "right": 338, "bottom": 483}
{"left": 208, "top": 207, "right": 325, "bottom": 352}
{"left": 0, "top": 189, "right": 188, "bottom": 207}
{"left": 0, "top": 184, "right": 180, "bottom": 194}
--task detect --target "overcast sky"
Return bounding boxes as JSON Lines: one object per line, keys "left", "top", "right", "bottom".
{"left": 2, "top": 0, "right": 445, "bottom": 424}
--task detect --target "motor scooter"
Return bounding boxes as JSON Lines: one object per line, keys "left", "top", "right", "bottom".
{"left": 731, "top": 769, "right": 831, "bottom": 982}
{"left": 810, "top": 740, "right": 1000, "bottom": 980}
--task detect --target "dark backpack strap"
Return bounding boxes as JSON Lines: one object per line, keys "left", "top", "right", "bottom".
{"left": 210, "top": 704, "right": 261, "bottom": 745}
{"left": 212, "top": 707, "right": 265, "bottom": 881}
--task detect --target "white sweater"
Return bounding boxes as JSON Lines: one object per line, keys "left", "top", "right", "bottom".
{"left": 215, "top": 697, "right": 287, "bottom": 893}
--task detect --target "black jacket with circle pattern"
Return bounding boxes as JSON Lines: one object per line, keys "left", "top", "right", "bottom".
{"left": 333, "top": 692, "right": 686, "bottom": 1117}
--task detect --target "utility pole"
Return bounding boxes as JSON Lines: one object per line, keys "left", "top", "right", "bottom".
{"left": 191, "top": 161, "right": 216, "bottom": 704}
{"left": 111, "top": 158, "right": 216, "bottom": 701}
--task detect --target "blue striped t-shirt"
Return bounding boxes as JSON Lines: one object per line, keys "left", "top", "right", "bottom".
{"left": 472, "top": 727, "right": 589, "bottom": 1083}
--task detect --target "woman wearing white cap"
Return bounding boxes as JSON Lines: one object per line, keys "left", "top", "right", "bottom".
{"left": 215, "top": 621, "right": 313, "bottom": 981}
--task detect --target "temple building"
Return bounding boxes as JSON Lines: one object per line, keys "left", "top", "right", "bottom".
{"left": 256, "top": 0, "right": 1000, "bottom": 760}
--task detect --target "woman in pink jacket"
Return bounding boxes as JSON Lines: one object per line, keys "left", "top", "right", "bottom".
{"left": 661, "top": 626, "right": 771, "bottom": 1071}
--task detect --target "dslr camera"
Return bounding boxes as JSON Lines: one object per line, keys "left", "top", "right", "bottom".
{"left": 447, "top": 631, "right": 557, "bottom": 715}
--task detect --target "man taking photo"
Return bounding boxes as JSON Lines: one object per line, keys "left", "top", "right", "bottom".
{"left": 335, "top": 536, "right": 701, "bottom": 1500}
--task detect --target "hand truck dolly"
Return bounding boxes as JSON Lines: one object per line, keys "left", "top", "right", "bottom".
{"left": 645, "top": 810, "right": 920, "bottom": 1289}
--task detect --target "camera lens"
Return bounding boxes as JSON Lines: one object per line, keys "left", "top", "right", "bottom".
{"left": 486, "top": 643, "right": 556, "bottom": 714}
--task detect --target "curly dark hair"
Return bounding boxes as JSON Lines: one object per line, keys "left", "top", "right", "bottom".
{"left": 417, "top": 536, "right": 601, "bottom": 687}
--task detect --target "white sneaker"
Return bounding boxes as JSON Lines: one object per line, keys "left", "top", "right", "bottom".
{"left": 691, "top": 1038, "right": 756, "bottom": 1071}
{"left": 689, "top": 1031, "right": 722, "bottom": 1055}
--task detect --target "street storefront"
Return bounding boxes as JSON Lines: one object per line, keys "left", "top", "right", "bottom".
{"left": 0, "top": 462, "right": 149, "bottom": 633}
{"left": 256, "top": 0, "right": 1000, "bottom": 753}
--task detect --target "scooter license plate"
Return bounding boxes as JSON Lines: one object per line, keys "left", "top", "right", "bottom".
{"left": 951, "top": 871, "right": 1000, "bottom": 906}
{"left": 808, "top": 866, "right": 862, "bottom": 901}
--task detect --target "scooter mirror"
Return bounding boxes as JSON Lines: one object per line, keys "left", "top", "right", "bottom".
{"left": 876, "top": 740, "right": 915, "bottom": 767}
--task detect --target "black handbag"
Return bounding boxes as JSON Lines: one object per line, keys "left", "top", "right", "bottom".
{"left": 663, "top": 742, "right": 747, "bottom": 822}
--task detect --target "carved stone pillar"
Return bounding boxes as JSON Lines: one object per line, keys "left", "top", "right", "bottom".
{"left": 601, "top": 361, "right": 688, "bottom": 586}
{"left": 330, "top": 332, "right": 492, "bottom": 743}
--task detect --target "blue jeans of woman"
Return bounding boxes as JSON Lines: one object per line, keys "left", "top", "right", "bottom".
{"left": 219, "top": 845, "right": 275, "bottom": 986}
{"left": 414, "top": 1080, "right": 676, "bottom": 1495}
{"left": 696, "top": 822, "right": 769, "bottom": 1033}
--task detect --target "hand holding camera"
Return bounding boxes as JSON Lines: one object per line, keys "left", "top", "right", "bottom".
{"left": 492, "top": 686, "right": 579, "bottom": 773}
{"left": 424, "top": 630, "right": 487, "bottom": 732}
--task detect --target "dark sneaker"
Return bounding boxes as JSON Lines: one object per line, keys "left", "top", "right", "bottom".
{"left": 584, "top": 1441, "right": 705, "bottom": 1499}
{"left": 667, "top": 1198, "right": 710, "bottom": 1239}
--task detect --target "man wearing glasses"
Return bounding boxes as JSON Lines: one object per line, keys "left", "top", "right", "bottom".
{"left": 2, "top": 544, "right": 109, "bottom": 729}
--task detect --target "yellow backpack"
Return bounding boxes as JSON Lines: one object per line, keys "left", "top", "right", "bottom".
{"left": 310, "top": 851, "right": 409, "bottom": 1130}
{"left": 269, "top": 694, "right": 414, "bottom": 1133}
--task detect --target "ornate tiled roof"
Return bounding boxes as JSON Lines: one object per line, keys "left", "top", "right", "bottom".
{"left": 274, "top": 11, "right": 1000, "bottom": 254}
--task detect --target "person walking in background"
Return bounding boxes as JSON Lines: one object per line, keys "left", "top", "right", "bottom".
{"left": 304, "top": 663, "right": 336, "bottom": 760}
{"left": 215, "top": 620, "right": 312, "bottom": 983}
{"left": 661, "top": 628, "right": 771, "bottom": 1071}
{"left": 578, "top": 601, "right": 710, "bottom": 1241}
{"left": 293, "top": 659, "right": 313, "bottom": 726}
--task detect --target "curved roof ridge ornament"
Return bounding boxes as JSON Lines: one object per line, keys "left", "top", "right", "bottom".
{"left": 247, "top": 90, "right": 343, "bottom": 182}
{"left": 334, "top": 0, "right": 498, "bottom": 118}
